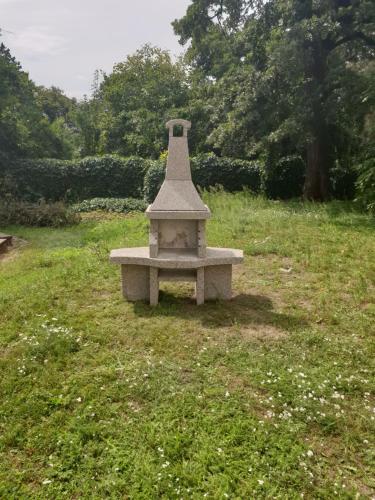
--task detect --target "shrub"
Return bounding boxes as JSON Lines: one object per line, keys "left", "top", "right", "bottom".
{"left": 330, "top": 163, "right": 357, "bottom": 200}
{"left": 143, "top": 160, "right": 166, "bottom": 203}
{"left": 262, "top": 155, "right": 305, "bottom": 199}
{"left": 355, "top": 158, "right": 375, "bottom": 214}
{"left": 143, "top": 154, "right": 262, "bottom": 203}
{"left": 192, "top": 154, "right": 262, "bottom": 193}
{"left": 72, "top": 197, "right": 147, "bottom": 213}
{"left": 0, "top": 155, "right": 148, "bottom": 202}
{"left": 0, "top": 158, "right": 74, "bottom": 202}
{"left": 0, "top": 199, "right": 80, "bottom": 227}
{"left": 73, "top": 156, "right": 148, "bottom": 201}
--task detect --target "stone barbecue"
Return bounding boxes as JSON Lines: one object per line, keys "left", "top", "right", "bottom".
{"left": 110, "top": 119, "right": 243, "bottom": 305}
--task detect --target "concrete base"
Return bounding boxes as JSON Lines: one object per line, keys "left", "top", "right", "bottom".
{"left": 204, "top": 265, "right": 232, "bottom": 300}
{"left": 121, "top": 265, "right": 149, "bottom": 301}
{"left": 119, "top": 263, "right": 233, "bottom": 305}
{"left": 112, "top": 247, "right": 242, "bottom": 305}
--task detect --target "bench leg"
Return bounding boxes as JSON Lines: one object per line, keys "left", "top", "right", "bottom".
{"left": 121, "top": 265, "right": 149, "bottom": 301}
{"left": 204, "top": 265, "right": 232, "bottom": 301}
{"left": 149, "top": 267, "right": 159, "bottom": 306}
{"left": 196, "top": 267, "right": 205, "bottom": 305}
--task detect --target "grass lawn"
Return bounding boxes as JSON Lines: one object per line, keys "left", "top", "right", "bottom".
{"left": 0, "top": 192, "right": 374, "bottom": 498}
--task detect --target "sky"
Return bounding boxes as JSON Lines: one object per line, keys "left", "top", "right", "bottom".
{"left": 1, "top": 0, "right": 191, "bottom": 99}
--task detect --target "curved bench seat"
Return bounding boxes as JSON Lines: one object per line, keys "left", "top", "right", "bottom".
{"left": 109, "top": 246, "right": 243, "bottom": 269}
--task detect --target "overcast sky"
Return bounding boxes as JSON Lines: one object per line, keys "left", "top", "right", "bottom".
{"left": 1, "top": 0, "right": 191, "bottom": 99}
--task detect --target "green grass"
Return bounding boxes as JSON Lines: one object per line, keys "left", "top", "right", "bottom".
{"left": 0, "top": 192, "right": 374, "bottom": 498}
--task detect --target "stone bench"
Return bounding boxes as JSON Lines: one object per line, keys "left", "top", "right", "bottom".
{"left": 110, "top": 246, "right": 243, "bottom": 305}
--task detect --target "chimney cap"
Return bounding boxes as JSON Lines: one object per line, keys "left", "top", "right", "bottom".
{"left": 166, "top": 119, "right": 191, "bottom": 137}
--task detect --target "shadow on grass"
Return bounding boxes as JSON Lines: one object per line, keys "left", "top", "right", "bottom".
{"left": 133, "top": 291, "right": 308, "bottom": 333}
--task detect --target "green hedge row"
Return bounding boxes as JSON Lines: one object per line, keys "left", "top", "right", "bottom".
{"left": 0, "top": 156, "right": 148, "bottom": 202}
{"left": 0, "top": 152, "right": 356, "bottom": 203}
{"left": 72, "top": 197, "right": 147, "bottom": 213}
{"left": 143, "top": 154, "right": 303, "bottom": 202}
{"left": 0, "top": 154, "right": 266, "bottom": 203}
{"left": 143, "top": 154, "right": 265, "bottom": 202}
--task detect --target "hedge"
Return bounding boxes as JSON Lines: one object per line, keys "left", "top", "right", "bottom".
{"left": 0, "top": 155, "right": 148, "bottom": 202}
{"left": 0, "top": 152, "right": 358, "bottom": 204}
{"left": 1, "top": 153, "right": 263, "bottom": 204}
{"left": 143, "top": 154, "right": 262, "bottom": 202}
{"left": 72, "top": 197, "right": 147, "bottom": 213}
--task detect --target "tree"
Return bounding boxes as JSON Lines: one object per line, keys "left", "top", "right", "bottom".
{"left": 0, "top": 35, "right": 76, "bottom": 160}
{"left": 173, "top": 0, "right": 375, "bottom": 200}
{"left": 96, "top": 44, "right": 189, "bottom": 158}
{"left": 36, "top": 85, "right": 76, "bottom": 123}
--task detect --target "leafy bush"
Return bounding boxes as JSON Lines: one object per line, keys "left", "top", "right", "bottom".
{"left": 0, "top": 155, "right": 148, "bottom": 202}
{"left": 143, "top": 154, "right": 262, "bottom": 202}
{"left": 74, "top": 156, "right": 148, "bottom": 201}
{"left": 355, "top": 158, "right": 375, "bottom": 214}
{"left": 330, "top": 163, "right": 357, "bottom": 200}
{"left": 262, "top": 155, "right": 305, "bottom": 199}
{"left": 72, "top": 197, "right": 147, "bottom": 213}
{"left": 0, "top": 158, "right": 74, "bottom": 202}
{"left": 143, "top": 161, "right": 166, "bottom": 203}
{"left": 3, "top": 151, "right": 358, "bottom": 206}
{"left": 0, "top": 199, "right": 80, "bottom": 227}
{"left": 192, "top": 154, "right": 262, "bottom": 193}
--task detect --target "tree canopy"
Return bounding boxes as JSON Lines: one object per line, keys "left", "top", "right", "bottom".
{"left": 173, "top": 0, "right": 375, "bottom": 199}
{"left": 0, "top": 35, "right": 78, "bottom": 161}
{"left": 1, "top": 4, "right": 374, "bottom": 201}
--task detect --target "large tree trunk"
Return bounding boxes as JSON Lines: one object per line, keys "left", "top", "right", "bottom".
{"left": 303, "top": 39, "right": 333, "bottom": 201}
{"left": 304, "top": 132, "right": 331, "bottom": 201}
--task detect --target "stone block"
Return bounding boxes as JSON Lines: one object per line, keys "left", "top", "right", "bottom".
{"left": 150, "top": 267, "right": 159, "bottom": 306}
{"left": 121, "top": 265, "right": 149, "bottom": 301}
{"left": 196, "top": 267, "right": 205, "bottom": 305}
{"left": 204, "top": 265, "right": 232, "bottom": 300}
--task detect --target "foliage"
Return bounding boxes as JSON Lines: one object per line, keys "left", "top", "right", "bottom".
{"left": 355, "top": 101, "right": 375, "bottom": 213}
{"left": 143, "top": 160, "right": 166, "bottom": 203}
{"left": 36, "top": 85, "right": 76, "bottom": 123}
{"left": 91, "top": 45, "right": 189, "bottom": 158}
{"left": 0, "top": 193, "right": 374, "bottom": 496}
{"left": 262, "top": 155, "right": 305, "bottom": 200}
{"left": 330, "top": 163, "right": 358, "bottom": 201}
{"left": 144, "top": 154, "right": 266, "bottom": 202}
{"left": 0, "top": 39, "right": 77, "bottom": 160}
{"left": 355, "top": 158, "right": 375, "bottom": 213}
{"left": 173, "top": 0, "right": 375, "bottom": 200}
{"left": 2, "top": 150, "right": 364, "bottom": 205}
{"left": 192, "top": 153, "right": 262, "bottom": 193}
{"left": 70, "top": 92, "right": 102, "bottom": 158}
{"left": 0, "top": 199, "right": 79, "bottom": 227}
{"left": 0, "top": 155, "right": 148, "bottom": 202}
{"left": 72, "top": 197, "right": 147, "bottom": 214}
{"left": 75, "top": 156, "right": 148, "bottom": 200}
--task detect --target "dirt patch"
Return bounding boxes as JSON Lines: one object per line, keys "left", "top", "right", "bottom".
{"left": 0, "top": 236, "right": 28, "bottom": 263}
{"left": 238, "top": 324, "right": 288, "bottom": 341}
